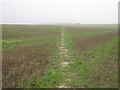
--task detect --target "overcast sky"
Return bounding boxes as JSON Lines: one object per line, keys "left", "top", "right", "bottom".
{"left": 1, "top": 0, "right": 119, "bottom": 24}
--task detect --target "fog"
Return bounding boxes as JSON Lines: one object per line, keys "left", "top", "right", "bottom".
{"left": 1, "top": 0, "right": 119, "bottom": 24}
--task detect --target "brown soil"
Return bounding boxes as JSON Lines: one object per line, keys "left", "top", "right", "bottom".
{"left": 2, "top": 43, "right": 56, "bottom": 88}
{"left": 74, "top": 32, "right": 118, "bottom": 58}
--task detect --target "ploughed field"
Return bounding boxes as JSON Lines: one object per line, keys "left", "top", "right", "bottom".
{"left": 2, "top": 24, "right": 118, "bottom": 88}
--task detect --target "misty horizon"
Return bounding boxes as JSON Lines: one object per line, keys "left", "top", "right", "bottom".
{"left": 1, "top": 0, "right": 119, "bottom": 24}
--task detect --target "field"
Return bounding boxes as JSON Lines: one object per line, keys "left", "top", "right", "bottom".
{"left": 2, "top": 24, "right": 118, "bottom": 88}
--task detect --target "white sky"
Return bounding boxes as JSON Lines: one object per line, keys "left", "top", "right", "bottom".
{"left": 1, "top": 0, "right": 119, "bottom": 24}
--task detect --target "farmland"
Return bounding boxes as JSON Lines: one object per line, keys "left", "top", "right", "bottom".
{"left": 2, "top": 24, "right": 118, "bottom": 88}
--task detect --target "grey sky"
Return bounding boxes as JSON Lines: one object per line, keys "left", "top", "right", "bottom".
{"left": 1, "top": 0, "right": 119, "bottom": 24}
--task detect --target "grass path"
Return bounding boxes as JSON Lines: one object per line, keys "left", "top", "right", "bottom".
{"left": 58, "top": 26, "right": 73, "bottom": 88}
